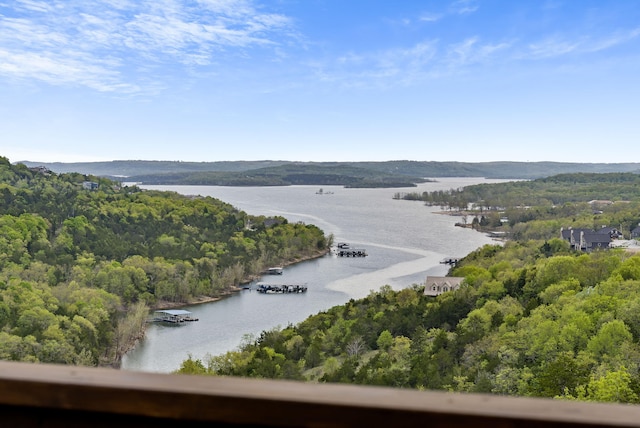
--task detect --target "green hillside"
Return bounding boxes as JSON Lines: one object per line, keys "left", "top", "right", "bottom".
{"left": 126, "top": 163, "right": 429, "bottom": 187}
{"left": 0, "top": 156, "right": 328, "bottom": 367}
{"left": 177, "top": 172, "right": 640, "bottom": 404}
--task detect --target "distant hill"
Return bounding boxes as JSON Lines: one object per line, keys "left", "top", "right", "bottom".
{"left": 15, "top": 160, "right": 290, "bottom": 177}
{"left": 123, "top": 163, "right": 429, "bottom": 188}
{"left": 346, "top": 160, "right": 640, "bottom": 179}
{"left": 15, "top": 159, "right": 640, "bottom": 186}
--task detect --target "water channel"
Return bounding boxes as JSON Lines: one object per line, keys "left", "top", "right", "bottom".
{"left": 121, "top": 177, "right": 506, "bottom": 373}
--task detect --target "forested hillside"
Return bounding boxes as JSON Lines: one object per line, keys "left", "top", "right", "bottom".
{"left": 401, "top": 172, "right": 640, "bottom": 241}
{"left": 177, "top": 173, "right": 640, "bottom": 404}
{"left": 126, "top": 163, "right": 428, "bottom": 188}
{"left": 0, "top": 157, "right": 328, "bottom": 366}
{"left": 19, "top": 159, "right": 640, "bottom": 182}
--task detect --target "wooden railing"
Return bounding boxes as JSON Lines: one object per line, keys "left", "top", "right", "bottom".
{"left": 1, "top": 360, "right": 640, "bottom": 427}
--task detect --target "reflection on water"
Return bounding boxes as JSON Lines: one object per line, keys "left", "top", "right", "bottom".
{"left": 121, "top": 178, "right": 506, "bottom": 373}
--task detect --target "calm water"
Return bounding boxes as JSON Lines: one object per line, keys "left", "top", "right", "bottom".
{"left": 121, "top": 178, "right": 505, "bottom": 373}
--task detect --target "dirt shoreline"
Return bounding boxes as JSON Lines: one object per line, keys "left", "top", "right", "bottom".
{"left": 152, "top": 247, "right": 331, "bottom": 310}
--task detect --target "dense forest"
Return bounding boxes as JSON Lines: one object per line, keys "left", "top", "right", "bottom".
{"left": 397, "top": 173, "right": 640, "bottom": 241}
{"left": 19, "top": 159, "right": 640, "bottom": 183}
{"left": 0, "top": 157, "right": 328, "bottom": 367}
{"left": 124, "top": 163, "right": 429, "bottom": 188}
{"left": 177, "top": 172, "right": 640, "bottom": 404}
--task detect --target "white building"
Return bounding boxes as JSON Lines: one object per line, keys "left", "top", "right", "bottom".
{"left": 424, "top": 276, "right": 465, "bottom": 297}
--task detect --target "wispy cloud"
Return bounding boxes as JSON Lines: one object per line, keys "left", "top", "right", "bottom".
{"left": 310, "top": 19, "right": 638, "bottom": 90}
{"left": 322, "top": 40, "right": 440, "bottom": 88}
{"left": 419, "top": 13, "right": 443, "bottom": 23}
{"left": 0, "top": 48, "right": 138, "bottom": 93}
{"left": 585, "top": 27, "right": 640, "bottom": 52}
{"left": 311, "top": 36, "right": 514, "bottom": 88}
{"left": 524, "top": 27, "right": 640, "bottom": 59}
{"left": 446, "top": 37, "right": 512, "bottom": 67}
{"left": 527, "top": 37, "right": 581, "bottom": 59}
{"left": 412, "top": 2, "right": 472, "bottom": 27}
{"left": 0, "top": 0, "right": 294, "bottom": 93}
{"left": 449, "top": 0, "right": 479, "bottom": 15}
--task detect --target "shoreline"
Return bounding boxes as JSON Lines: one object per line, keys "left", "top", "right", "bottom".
{"left": 151, "top": 247, "right": 331, "bottom": 310}
{"left": 116, "top": 247, "right": 332, "bottom": 368}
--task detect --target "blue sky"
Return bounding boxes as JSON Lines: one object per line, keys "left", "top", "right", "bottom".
{"left": 1, "top": 0, "right": 639, "bottom": 163}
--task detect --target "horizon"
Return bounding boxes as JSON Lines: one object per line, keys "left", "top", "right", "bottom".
{"left": 1, "top": 1, "right": 639, "bottom": 164}
{"left": 10, "top": 154, "right": 640, "bottom": 165}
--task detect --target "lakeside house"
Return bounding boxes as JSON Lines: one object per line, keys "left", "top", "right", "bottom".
{"left": 560, "top": 226, "right": 622, "bottom": 252}
{"left": 424, "top": 276, "right": 465, "bottom": 297}
{"left": 82, "top": 181, "right": 99, "bottom": 190}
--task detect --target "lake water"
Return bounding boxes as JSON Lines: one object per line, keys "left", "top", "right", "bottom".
{"left": 121, "top": 178, "right": 505, "bottom": 373}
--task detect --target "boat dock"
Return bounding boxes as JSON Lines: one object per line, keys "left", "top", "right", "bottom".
{"left": 256, "top": 283, "right": 308, "bottom": 294}
{"left": 152, "top": 310, "right": 199, "bottom": 323}
{"left": 336, "top": 248, "right": 367, "bottom": 257}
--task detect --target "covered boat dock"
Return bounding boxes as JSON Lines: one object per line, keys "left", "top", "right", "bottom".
{"left": 153, "top": 310, "right": 198, "bottom": 323}
{"left": 336, "top": 248, "right": 367, "bottom": 257}
{"left": 256, "top": 283, "right": 308, "bottom": 294}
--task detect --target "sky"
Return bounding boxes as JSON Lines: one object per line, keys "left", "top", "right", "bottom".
{"left": 0, "top": 0, "right": 639, "bottom": 164}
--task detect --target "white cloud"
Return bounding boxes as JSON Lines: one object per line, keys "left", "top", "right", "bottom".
{"left": 0, "top": 0, "right": 294, "bottom": 93}
{"left": 310, "top": 40, "right": 442, "bottom": 89}
{"left": 450, "top": 0, "right": 479, "bottom": 15}
{"left": 585, "top": 27, "right": 640, "bottom": 53}
{"left": 0, "top": 48, "right": 139, "bottom": 93}
{"left": 419, "top": 13, "right": 443, "bottom": 23}
{"left": 527, "top": 37, "right": 580, "bottom": 59}
{"left": 447, "top": 37, "right": 512, "bottom": 67}
{"left": 523, "top": 27, "right": 640, "bottom": 60}
{"left": 15, "top": 0, "right": 52, "bottom": 13}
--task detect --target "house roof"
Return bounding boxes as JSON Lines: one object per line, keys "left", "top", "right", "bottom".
{"left": 424, "top": 277, "right": 465, "bottom": 296}
{"left": 154, "top": 310, "right": 192, "bottom": 316}
{"left": 425, "top": 276, "right": 464, "bottom": 287}
{"left": 582, "top": 232, "right": 611, "bottom": 245}
{"left": 597, "top": 226, "right": 620, "bottom": 235}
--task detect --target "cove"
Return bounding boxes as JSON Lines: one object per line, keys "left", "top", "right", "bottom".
{"left": 121, "top": 178, "right": 506, "bottom": 373}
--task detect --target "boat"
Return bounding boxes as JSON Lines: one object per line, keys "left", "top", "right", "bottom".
{"left": 316, "top": 188, "right": 334, "bottom": 195}
{"left": 266, "top": 267, "right": 283, "bottom": 275}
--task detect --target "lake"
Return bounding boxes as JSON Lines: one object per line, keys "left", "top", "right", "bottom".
{"left": 121, "top": 178, "right": 506, "bottom": 373}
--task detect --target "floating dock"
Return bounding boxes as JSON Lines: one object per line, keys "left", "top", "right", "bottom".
{"left": 336, "top": 248, "right": 367, "bottom": 257}
{"left": 256, "top": 283, "right": 307, "bottom": 294}
{"left": 152, "top": 310, "right": 199, "bottom": 323}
